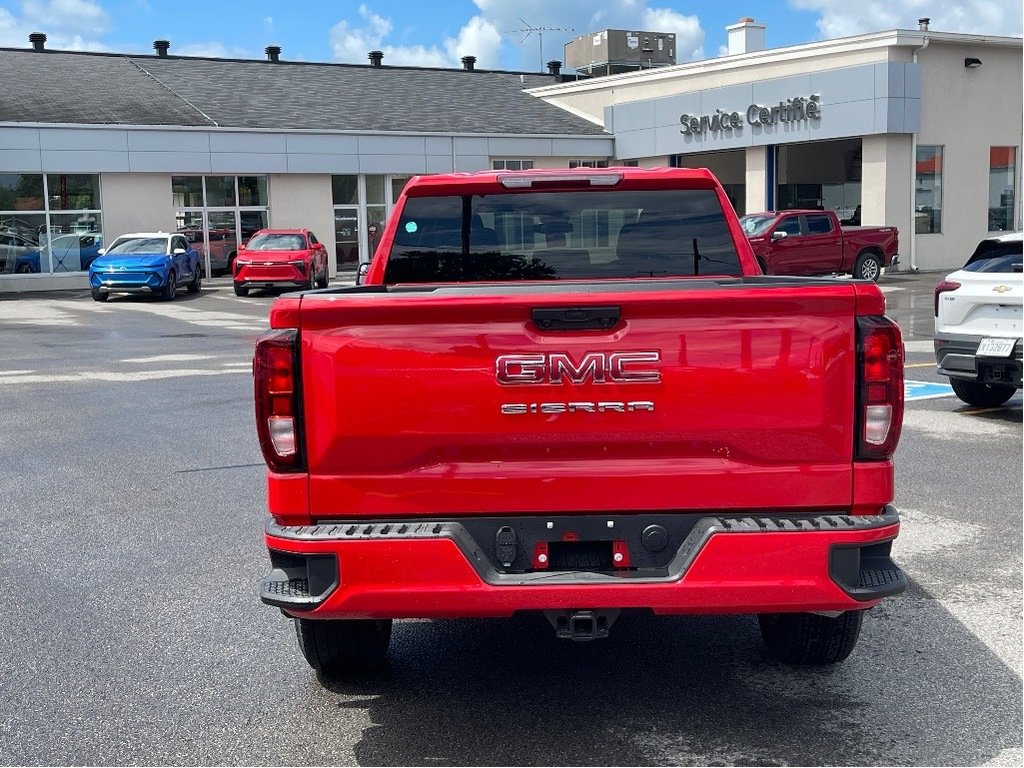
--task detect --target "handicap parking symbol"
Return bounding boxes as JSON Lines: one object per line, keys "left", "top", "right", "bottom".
{"left": 904, "top": 379, "right": 955, "bottom": 401}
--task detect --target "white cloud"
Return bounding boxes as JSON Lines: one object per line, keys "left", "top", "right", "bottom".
{"left": 446, "top": 15, "right": 503, "bottom": 67}
{"left": 330, "top": 4, "right": 501, "bottom": 68}
{"left": 23, "top": 0, "right": 108, "bottom": 34}
{"left": 175, "top": 42, "right": 252, "bottom": 59}
{"left": 0, "top": 0, "right": 109, "bottom": 49}
{"left": 790, "top": 0, "right": 1023, "bottom": 38}
{"left": 330, "top": 1, "right": 706, "bottom": 71}
{"left": 263, "top": 16, "right": 274, "bottom": 32}
{"left": 641, "top": 7, "right": 703, "bottom": 59}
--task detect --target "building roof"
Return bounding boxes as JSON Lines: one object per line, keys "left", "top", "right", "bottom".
{"left": 528, "top": 28, "right": 1023, "bottom": 97}
{"left": 0, "top": 47, "right": 608, "bottom": 136}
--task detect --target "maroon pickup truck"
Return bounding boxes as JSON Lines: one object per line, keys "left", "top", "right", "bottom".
{"left": 740, "top": 209, "right": 898, "bottom": 281}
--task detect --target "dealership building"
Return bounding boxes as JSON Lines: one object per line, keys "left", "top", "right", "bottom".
{"left": 0, "top": 20, "right": 1020, "bottom": 293}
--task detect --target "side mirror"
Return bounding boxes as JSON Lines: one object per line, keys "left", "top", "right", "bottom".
{"left": 356, "top": 262, "right": 370, "bottom": 285}
{"left": 173, "top": 247, "right": 186, "bottom": 255}
{"left": 771, "top": 231, "right": 789, "bottom": 241}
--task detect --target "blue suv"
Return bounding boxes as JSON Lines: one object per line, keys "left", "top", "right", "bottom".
{"left": 89, "top": 232, "right": 201, "bottom": 302}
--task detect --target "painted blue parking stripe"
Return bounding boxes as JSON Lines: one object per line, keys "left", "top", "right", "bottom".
{"left": 904, "top": 380, "right": 955, "bottom": 401}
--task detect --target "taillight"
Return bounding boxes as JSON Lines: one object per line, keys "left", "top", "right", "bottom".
{"left": 934, "top": 280, "right": 960, "bottom": 316}
{"left": 856, "top": 316, "right": 904, "bottom": 460}
{"left": 254, "top": 328, "right": 304, "bottom": 472}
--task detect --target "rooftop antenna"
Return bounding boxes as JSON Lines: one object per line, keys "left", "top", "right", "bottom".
{"left": 505, "top": 18, "right": 573, "bottom": 71}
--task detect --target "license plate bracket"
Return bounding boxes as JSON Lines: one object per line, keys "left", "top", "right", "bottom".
{"left": 977, "top": 338, "right": 1016, "bottom": 358}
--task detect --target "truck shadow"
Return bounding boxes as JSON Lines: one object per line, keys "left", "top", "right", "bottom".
{"left": 317, "top": 580, "right": 1021, "bottom": 766}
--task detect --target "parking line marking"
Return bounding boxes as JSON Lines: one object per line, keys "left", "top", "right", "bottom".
{"left": 122, "top": 353, "right": 217, "bottom": 363}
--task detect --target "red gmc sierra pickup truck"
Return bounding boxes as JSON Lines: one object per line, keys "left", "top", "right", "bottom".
{"left": 739, "top": 209, "right": 899, "bottom": 281}
{"left": 256, "top": 167, "right": 906, "bottom": 679}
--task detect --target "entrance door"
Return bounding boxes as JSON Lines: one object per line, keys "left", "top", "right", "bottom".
{"left": 334, "top": 207, "right": 359, "bottom": 271}
{"left": 207, "top": 211, "right": 239, "bottom": 275}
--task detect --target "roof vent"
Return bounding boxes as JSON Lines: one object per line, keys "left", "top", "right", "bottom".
{"left": 461, "top": 55, "right": 476, "bottom": 71}
{"left": 546, "top": 60, "right": 562, "bottom": 76}
{"left": 918, "top": 17, "right": 931, "bottom": 31}
{"left": 265, "top": 45, "right": 281, "bottom": 62}
{"left": 368, "top": 50, "right": 384, "bottom": 67}
{"left": 153, "top": 39, "right": 170, "bottom": 57}
{"left": 29, "top": 32, "right": 47, "bottom": 52}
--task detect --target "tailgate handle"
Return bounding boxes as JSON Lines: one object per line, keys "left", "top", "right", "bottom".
{"left": 531, "top": 306, "right": 620, "bottom": 331}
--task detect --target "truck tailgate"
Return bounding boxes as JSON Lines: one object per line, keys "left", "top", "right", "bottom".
{"left": 297, "top": 280, "right": 859, "bottom": 516}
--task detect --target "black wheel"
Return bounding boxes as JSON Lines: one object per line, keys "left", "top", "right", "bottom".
{"left": 294, "top": 618, "right": 392, "bottom": 679}
{"left": 316, "top": 263, "right": 329, "bottom": 289}
{"left": 950, "top": 377, "right": 1017, "bottom": 407}
{"left": 16, "top": 263, "right": 34, "bottom": 274}
{"left": 91, "top": 287, "right": 108, "bottom": 302}
{"left": 161, "top": 271, "right": 177, "bottom": 301}
{"left": 758, "top": 610, "right": 864, "bottom": 665}
{"left": 227, "top": 252, "right": 237, "bottom": 277}
{"left": 187, "top": 266, "right": 201, "bottom": 294}
{"left": 853, "top": 251, "right": 882, "bottom": 281}
{"left": 233, "top": 283, "right": 249, "bottom": 297}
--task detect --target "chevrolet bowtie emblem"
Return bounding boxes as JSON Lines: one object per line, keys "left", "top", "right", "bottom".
{"left": 993, "top": 285, "right": 1011, "bottom": 293}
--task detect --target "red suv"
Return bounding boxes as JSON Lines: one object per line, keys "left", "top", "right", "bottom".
{"left": 232, "top": 228, "right": 329, "bottom": 297}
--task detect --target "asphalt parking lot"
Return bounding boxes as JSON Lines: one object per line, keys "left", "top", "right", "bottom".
{"left": 0, "top": 272, "right": 1020, "bottom": 766}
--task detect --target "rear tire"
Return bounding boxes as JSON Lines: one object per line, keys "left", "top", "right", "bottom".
{"left": 161, "top": 271, "right": 176, "bottom": 301}
{"left": 316, "top": 263, "right": 329, "bottom": 289}
{"left": 233, "top": 283, "right": 249, "bottom": 297}
{"left": 295, "top": 618, "right": 392, "bottom": 679}
{"left": 187, "top": 266, "right": 201, "bottom": 294}
{"left": 853, "top": 251, "right": 882, "bottom": 281}
{"left": 758, "top": 610, "right": 864, "bottom": 665}
{"left": 91, "top": 287, "right": 108, "bottom": 302}
{"left": 950, "top": 377, "right": 1017, "bottom": 407}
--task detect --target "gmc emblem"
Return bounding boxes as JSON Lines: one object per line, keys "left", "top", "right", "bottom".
{"left": 496, "top": 351, "right": 661, "bottom": 385}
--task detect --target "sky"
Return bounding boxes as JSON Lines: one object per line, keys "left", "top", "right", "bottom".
{"left": 0, "top": 0, "right": 1021, "bottom": 71}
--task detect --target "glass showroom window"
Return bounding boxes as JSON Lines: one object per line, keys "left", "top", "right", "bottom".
{"left": 332, "top": 174, "right": 411, "bottom": 271}
{"left": 915, "top": 146, "right": 943, "bottom": 234}
{"left": 172, "top": 175, "right": 268, "bottom": 276}
{"left": 492, "top": 159, "right": 534, "bottom": 170}
{"left": 0, "top": 173, "right": 102, "bottom": 274}
{"left": 989, "top": 147, "right": 1018, "bottom": 232}
{"left": 568, "top": 160, "right": 609, "bottom": 168}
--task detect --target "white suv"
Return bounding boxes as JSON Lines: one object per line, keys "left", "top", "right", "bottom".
{"left": 934, "top": 232, "right": 1022, "bottom": 406}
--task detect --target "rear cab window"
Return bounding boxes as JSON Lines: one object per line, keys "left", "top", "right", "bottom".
{"left": 805, "top": 214, "right": 834, "bottom": 235}
{"left": 383, "top": 188, "right": 741, "bottom": 283}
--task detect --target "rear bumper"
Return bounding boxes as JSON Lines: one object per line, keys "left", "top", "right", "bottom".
{"left": 261, "top": 507, "right": 905, "bottom": 618}
{"left": 935, "top": 333, "right": 1023, "bottom": 387}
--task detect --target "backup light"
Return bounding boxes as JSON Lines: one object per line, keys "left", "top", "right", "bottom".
{"left": 864, "top": 404, "right": 894, "bottom": 445}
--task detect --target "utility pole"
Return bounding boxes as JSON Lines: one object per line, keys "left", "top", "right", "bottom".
{"left": 505, "top": 18, "right": 574, "bottom": 71}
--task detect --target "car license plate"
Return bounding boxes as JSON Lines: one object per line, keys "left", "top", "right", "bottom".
{"left": 977, "top": 338, "right": 1016, "bottom": 357}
